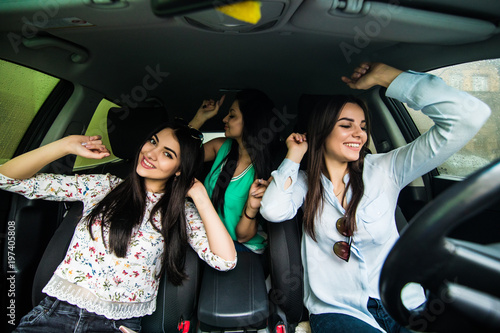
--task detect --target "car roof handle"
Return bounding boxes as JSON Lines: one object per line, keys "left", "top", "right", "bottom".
{"left": 22, "top": 35, "right": 89, "bottom": 64}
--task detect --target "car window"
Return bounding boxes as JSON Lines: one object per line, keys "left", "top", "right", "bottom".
{"left": 404, "top": 59, "right": 500, "bottom": 178}
{"left": 73, "top": 99, "right": 122, "bottom": 171}
{"left": 202, "top": 132, "right": 225, "bottom": 143}
{"left": 0, "top": 59, "right": 60, "bottom": 165}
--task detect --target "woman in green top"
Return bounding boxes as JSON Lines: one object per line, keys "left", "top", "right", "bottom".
{"left": 189, "top": 89, "right": 279, "bottom": 253}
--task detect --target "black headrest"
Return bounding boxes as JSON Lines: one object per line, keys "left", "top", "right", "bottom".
{"left": 107, "top": 107, "right": 170, "bottom": 160}
{"left": 296, "top": 94, "right": 331, "bottom": 133}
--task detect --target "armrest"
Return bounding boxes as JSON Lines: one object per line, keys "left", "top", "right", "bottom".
{"left": 197, "top": 251, "right": 269, "bottom": 328}
{"left": 141, "top": 247, "right": 202, "bottom": 333}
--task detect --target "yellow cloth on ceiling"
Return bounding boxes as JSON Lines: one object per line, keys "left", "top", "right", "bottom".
{"left": 216, "top": 1, "right": 262, "bottom": 24}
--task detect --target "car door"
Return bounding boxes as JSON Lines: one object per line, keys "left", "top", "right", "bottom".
{"left": 0, "top": 58, "right": 74, "bottom": 331}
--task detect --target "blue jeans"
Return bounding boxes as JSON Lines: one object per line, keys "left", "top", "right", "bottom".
{"left": 13, "top": 297, "right": 142, "bottom": 333}
{"left": 310, "top": 298, "right": 412, "bottom": 333}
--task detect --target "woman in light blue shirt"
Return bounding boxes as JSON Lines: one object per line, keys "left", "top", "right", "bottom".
{"left": 260, "top": 62, "right": 491, "bottom": 332}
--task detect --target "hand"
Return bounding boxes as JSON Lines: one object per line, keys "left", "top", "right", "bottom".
{"left": 246, "top": 177, "right": 272, "bottom": 211}
{"left": 72, "top": 135, "right": 110, "bottom": 159}
{"left": 285, "top": 133, "right": 308, "bottom": 163}
{"left": 186, "top": 178, "right": 208, "bottom": 200}
{"left": 341, "top": 62, "right": 403, "bottom": 90}
{"left": 190, "top": 95, "right": 226, "bottom": 129}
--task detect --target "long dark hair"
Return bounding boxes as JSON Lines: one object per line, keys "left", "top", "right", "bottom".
{"left": 211, "top": 89, "right": 278, "bottom": 215}
{"left": 303, "top": 95, "right": 371, "bottom": 241}
{"left": 85, "top": 123, "right": 204, "bottom": 285}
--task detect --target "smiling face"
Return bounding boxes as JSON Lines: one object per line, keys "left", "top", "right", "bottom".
{"left": 223, "top": 100, "right": 244, "bottom": 140}
{"left": 136, "top": 127, "right": 181, "bottom": 193}
{"left": 324, "top": 102, "right": 368, "bottom": 163}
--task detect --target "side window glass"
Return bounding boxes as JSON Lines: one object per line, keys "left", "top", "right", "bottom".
{"left": 0, "top": 59, "right": 60, "bottom": 164}
{"left": 202, "top": 132, "right": 225, "bottom": 143}
{"left": 405, "top": 59, "right": 500, "bottom": 178}
{"left": 73, "top": 99, "right": 122, "bottom": 171}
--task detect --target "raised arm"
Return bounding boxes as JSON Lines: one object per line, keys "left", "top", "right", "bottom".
{"left": 188, "top": 96, "right": 226, "bottom": 162}
{"left": 283, "top": 133, "right": 308, "bottom": 190}
{"left": 343, "top": 62, "right": 491, "bottom": 188}
{"left": 341, "top": 62, "right": 403, "bottom": 90}
{"left": 188, "top": 95, "right": 225, "bottom": 130}
{"left": 260, "top": 133, "right": 309, "bottom": 222}
{"left": 0, "top": 135, "right": 110, "bottom": 179}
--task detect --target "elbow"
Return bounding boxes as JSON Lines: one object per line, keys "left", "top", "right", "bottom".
{"left": 236, "top": 235, "right": 253, "bottom": 243}
{"left": 260, "top": 203, "right": 290, "bottom": 223}
{"left": 226, "top": 251, "right": 237, "bottom": 264}
{"left": 467, "top": 97, "right": 491, "bottom": 130}
{"left": 260, "top": 209, "right": 272, "bottom": 222}
{"left": 236, "top": 226, "right": 257, "bottom": 243}
{"left": 218, "top": 254, "right": 237, "bottom": 271}
{"left": 259, "top": 202, "right": 275, "bottom": 221}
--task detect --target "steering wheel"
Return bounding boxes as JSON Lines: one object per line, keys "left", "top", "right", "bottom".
{"left": 379, "top": 159, "right": 500, "bottom": 333}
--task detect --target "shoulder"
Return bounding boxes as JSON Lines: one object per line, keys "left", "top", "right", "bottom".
{"left": 211, "top": 137, "right": 230, "bottom": 152}
{"left": 204, "top": 137, "right": 228, "bottom": 161}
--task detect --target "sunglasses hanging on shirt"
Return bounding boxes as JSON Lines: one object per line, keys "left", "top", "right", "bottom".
{"left": 333, "top": 216, "right": 352, "bottom": 262}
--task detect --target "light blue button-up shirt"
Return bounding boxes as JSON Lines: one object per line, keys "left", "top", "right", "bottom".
{"left": 260, "top": 71, "right": 491, "bottom": 332}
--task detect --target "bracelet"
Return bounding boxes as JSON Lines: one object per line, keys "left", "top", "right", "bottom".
{"left": 244, "top": 208, "right": 256, "bottom": 220}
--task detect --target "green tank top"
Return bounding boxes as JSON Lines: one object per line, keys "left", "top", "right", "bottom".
{"left": 204, "top": 139, "right": 266, "bottom": 253}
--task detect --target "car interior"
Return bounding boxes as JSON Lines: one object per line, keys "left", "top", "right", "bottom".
{"left": 1, "top": 0, "right": 500, "bottom": 332}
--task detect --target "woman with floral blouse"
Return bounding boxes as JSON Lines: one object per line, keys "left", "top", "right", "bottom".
{"left": 0, "top": 122, "right": 237, "bottom": 332}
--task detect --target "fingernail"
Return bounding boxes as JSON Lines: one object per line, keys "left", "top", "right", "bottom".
{"left": 81, "top": 142, "right": 87, "bottom": 146}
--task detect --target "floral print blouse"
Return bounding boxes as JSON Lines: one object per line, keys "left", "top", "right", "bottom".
{"left": 0, "top": 172, "right": 237, "bottom": 319}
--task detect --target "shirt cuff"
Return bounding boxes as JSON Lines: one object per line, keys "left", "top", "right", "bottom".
{"left": 386, "top": 70, "right": 423, "bottom": 99}
{"left": 270, "top": 158, "right": 300, "bottom": 192}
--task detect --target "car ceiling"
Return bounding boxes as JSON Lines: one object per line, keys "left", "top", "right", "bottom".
{"left": 0, "top": 0, "right": 499, "bottom": 127}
